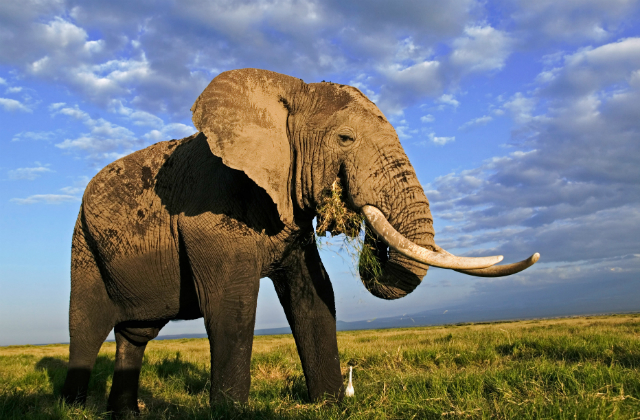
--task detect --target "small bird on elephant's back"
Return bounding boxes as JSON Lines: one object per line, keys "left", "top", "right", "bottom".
{"left": 60, "top": 68, "right": 539, "bottom": 416}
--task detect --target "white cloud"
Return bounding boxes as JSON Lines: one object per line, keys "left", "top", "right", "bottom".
{"left": 5, "top": 86, "right": 23, "bottom": 94}
{"left": 378, "top": 60, "right": 443, "bottom": 115}
{"left": 53, "top": 104, "right": 142, "bottom": 160}
{"left": 450, "top": 25, "right": 513, "bottom": 73}
{"left": 10, "top": 194, "right": 80, "bottom": 205}
{"left": 59, "top": 176, "right": 90, "bottom": 195}
{"left": 391, "top": 119, "right": 419, "bottom": 141}
{"left": 12, "top": 131, "right": 58, "bottom": 142}
{"left": 0, "top": 97, "right": 31, "bottom": 112}
{"left": 504, "top": 0, "right": 639, "bottom": 45}
{"left": 0, "top": 1, "right": 503, "bottom": 120}
{"left": 540, "top": 38, "right": 640, "bottom": 98}
{"left": 502, "top": 92, "right": 540, "bottom": 125}
{"left": 432, "top": 134, "right": 455, "bottom": 145}
{"left": 437, "top": 94, "right": 460, "bottom": 109}
{"left": 50, "top": 102, "right": 193, "bottom": 158}
{"left": 114, "top": 100, "right": 195, "bottom": 142}
{"left": 48, "top": 102, "right": 66, "bottom": 111}
{"left": 111, "top": 101, "right": 163, "bottom": 126}
{"left": 458, "top": 115, "right": 493, "bottom": 130}
{"left": 19, "top": 18, "right": 112, "bottom": 95}
{"left": 418, "top": 132, "right": 455, "bottom": 146}
{"left": 8, "top": 165, "right": 53, "bottom": 180}
{"left": 8, "top": 174, "right": 87, "bottom": 206}
{"left": 56, "top": 127, "right": 138, "bottom": 156}
{"left": 0, "top": 16, "right": 145, "bottom": 107}
{"left": 427, "top": 38, "right": 640, "bottom": 269}
{"left": 348, "top": 74, "right": 381, "bottom": 103}
{"left": 421, "top": 114, "right": 435, "bottom": 123}
{"left": 381, "top": 61, "right": 441, "bottom": 89}
{"left": 5, "top": 0, "right": 632, "bottom": 127}
{"left": 143, "top": 123, "right": 194, "bottom": 142}
{"left": 59, "top": 186, "right": 83, "bottom": 195}
{"left": 40, "top": 16, "right": 87, "bottom": 48}
{"left": 2, "top": 1, "right": 484, "bottom": 118}
{"left": 54, "top": 105, "right": 90, "bottom": 121}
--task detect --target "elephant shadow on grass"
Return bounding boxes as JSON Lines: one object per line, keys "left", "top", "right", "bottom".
{"left": 0, "top": 356, "right": 115, "bottom": 418}
{"left": 33, "top": 353, "right": 311, "bottom": 417}
{"left": 148, "top": 351, "right": 210, "bottom": 396}
{"left": 495, "top": 340, "right": 640, "bottom": 368}
{"left": 250, "top": 372, "right": 309, "bottom": 403}
{"left": 36, "top": 354, "right": 209, "bottom": 405}
{"left": 36, "top": 355, "right": 113, "bottom": 398}
{"left": 143, "top": 359, "right": 316, "bottom": 419}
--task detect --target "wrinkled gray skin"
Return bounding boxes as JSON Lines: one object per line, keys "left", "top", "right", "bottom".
{"left": 62, "top": 69, "right": 435, "bottom": 415}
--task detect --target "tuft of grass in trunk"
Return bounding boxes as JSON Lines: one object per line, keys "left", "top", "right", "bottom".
{"left": 315, "top": 178, "right": 363, "bottom": 239}
{"left": 2, "top": 314, "right": 640, "bottom": 419}
{"left": 315, "top": 178, "right": 382, "bottom": 279}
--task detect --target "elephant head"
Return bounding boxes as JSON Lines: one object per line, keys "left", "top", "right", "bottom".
{"left": 192, "top": 68, "right": 539, "bottom": 300}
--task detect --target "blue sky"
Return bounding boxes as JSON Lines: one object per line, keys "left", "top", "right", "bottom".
{"left": 1, "top": 0, "right": 640, "bottom": 346}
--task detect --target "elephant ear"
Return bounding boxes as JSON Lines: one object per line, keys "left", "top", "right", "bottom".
{"left": 191, "top": 69, "right": 304, "bottom": 226}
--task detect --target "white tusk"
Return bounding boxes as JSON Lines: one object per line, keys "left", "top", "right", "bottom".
{"left": 455, "top": 253, "right": 540, "bottom": 277}
{"left": 361, "top": 205, "right": 503, "bottom": 270}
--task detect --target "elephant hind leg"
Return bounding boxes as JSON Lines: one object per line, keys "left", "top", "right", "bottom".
{"left": 107, "top": 321, "right": 167, "bottom": 416}
{"left": 62, "top": 217, "right": 117, "bottom": 405}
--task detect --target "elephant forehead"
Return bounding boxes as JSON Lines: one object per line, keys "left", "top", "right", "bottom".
{"left": 352, "top": 96, "right": 388, "bottom": 122}
{"left": 318, "top": 83, "right": 388, "bottom": 122}
{"left": 308, "top": 83, "right": 353, "bottom": 115}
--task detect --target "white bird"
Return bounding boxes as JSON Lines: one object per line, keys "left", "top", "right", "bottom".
{"left": 345, "top": 366, "right": 354, "bottom": 397}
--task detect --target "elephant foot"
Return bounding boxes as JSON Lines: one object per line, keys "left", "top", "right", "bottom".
{"left": 309, "top": 387, "right": 344, "bottom": 405}
{"left": 60, "top": 389, "right": 87, "bottom": 407}
{"left": 106, "top": 395, "right": 141, "bottom": 418}
{"left": 60, "top": 393, "right": 87, "bottom": 407}
{"left": 61, "top": 367, "right": 92, "bottom": 406}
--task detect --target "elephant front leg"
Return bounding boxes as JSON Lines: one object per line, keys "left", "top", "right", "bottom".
{"left": 201, "top": 269, "right": 261, "bottom": 404}
{"left": 180, "top": 216, "right": 262, "bottom": 404}
{"left": 272, "top": 241, "right": 344, "bottom": 401}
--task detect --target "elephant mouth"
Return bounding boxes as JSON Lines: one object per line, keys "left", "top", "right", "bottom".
{"left": 361, "top": 205, "right": 540, "bottom": 277}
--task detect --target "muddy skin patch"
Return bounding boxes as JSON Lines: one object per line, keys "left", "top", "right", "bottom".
{"left": 109, "top": 165, "right": 123, "bottom": 175}
{"left": 141, "top": 166, "right": 154, "bottom": 190}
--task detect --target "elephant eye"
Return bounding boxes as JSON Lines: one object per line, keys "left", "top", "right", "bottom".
{"left": 338, "top": 134, "right": 354, "bottom": 144}
{"left": 337, "top": 128, "right": 356, "bottom": 147}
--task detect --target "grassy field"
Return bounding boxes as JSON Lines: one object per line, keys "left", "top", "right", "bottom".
{"left": 1, "top": 314, "right": 639, "bottom": 419}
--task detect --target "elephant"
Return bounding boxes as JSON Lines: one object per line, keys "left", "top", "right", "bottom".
{"left": 61, "top": 68, "right": 539, "bottom": 415}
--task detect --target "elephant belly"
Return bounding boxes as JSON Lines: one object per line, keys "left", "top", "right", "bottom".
{"left": 87, "top": 216, "right": 185, "bottom": 318}
{"left": 105, "top": 247, "right": 183, "bottom": 317}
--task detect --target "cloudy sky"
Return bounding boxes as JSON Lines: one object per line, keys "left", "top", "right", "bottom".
{"left": 1, "top": 0, "right": 639, "bottom": 345}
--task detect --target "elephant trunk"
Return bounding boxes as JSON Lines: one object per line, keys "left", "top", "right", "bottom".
{"left": 358, "top": 189, "right": 435, "bottom": 300}
{"left": 357, "top": 177, "right": 539, "bottom": 300}
{"left": 358, "top": 208, "right": 540, "bottom": 300}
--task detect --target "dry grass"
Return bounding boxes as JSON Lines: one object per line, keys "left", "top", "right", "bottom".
{"left": 1, "top": 314, "right": 640, "bottom": 419}
{"left": 315, "top": 178, "right": 382, "bottom": 279}
{"left": 315, "top": 178, "right": 363, "bottom": 239}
